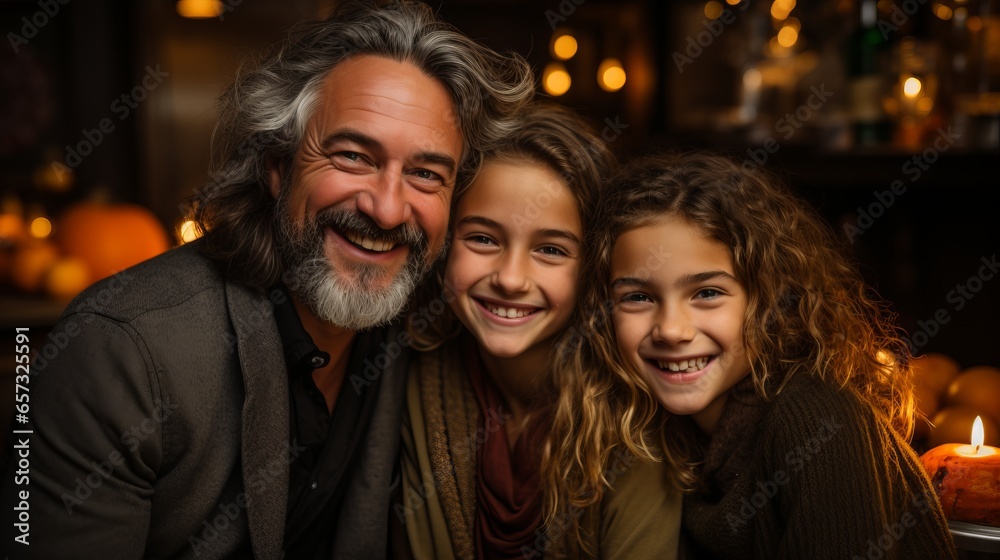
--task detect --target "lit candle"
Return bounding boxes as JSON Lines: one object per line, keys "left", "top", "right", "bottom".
{"left": 919, "top": 416, "right": 1000, "bottom": 527}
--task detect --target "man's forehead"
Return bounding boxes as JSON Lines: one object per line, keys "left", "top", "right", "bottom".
{"left": 317, "top": 55, "right": 459, "bottom": 123}
{"left": 299, "top": 58, "right": 459, "bottom": 154}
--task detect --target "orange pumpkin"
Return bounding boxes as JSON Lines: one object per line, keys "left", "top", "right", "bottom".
{"left": 920, "top": 444, "right": 1000, "bottom": 527}
{"left": 945, "top": 366, "right": 1000, "bottom": 429}
{"left": 912, "top": 353, "right": 961, "bottom": 395}
{"left": 44, "top": 256, "right": 92, "bottom": 301}
{"left": 9, "top": 238, "right": 60, "bottom": 292}
{"left": 0, "top": 213, "right": 27, "bottom": 245}
{"left": 56, "top": 202, "right": 171, "bottom": 283}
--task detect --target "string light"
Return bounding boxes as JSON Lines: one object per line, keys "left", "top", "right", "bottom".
{"left": 543, "top": 63, "right": 571, "bottom": 96}
{"left": 552, "top": 33, "right": 578, "bottom": 60}
{"left": 597, "top": 58, "right": 626, "bottom": 92}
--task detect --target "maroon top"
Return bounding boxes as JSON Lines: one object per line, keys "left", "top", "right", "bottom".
{"left": 464, "top": 345, "right": 551, "bottom": 560}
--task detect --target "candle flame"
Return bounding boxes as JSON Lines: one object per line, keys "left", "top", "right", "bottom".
{"left": 972, "top": 415, "right": 984, "bottom": 452}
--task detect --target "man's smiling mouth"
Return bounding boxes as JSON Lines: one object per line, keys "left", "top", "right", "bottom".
{"left": 341, "top": 229, "right": 399, "bottom": 252}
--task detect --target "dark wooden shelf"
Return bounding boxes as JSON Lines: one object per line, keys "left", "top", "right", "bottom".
{"left": 763, "top": 148, "right": 999, "bottom": 191}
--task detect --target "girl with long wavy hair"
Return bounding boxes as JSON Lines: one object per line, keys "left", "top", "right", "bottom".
{"left": 390, "top": 104, "right": 681, "bottom": 560}
{"left": 543, "top": 151, "right": 956, "bottom": 559}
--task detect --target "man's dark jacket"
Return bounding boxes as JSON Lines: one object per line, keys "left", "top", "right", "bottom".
{"left": 1, "top": 240, "right": 408, "bottom": 559}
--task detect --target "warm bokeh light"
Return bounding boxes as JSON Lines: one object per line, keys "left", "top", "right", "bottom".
{"left": 777, "top": 25, "right": 799, "bottom": 47}
{"left": 552, "top": 34, "right": 578, "bottom": 60}
{"left": 178, "top": 219, "right": 202, "bottom": 244}
{"left": 903, "top": 76, "right": 922, "bottom": 98}
{"left": 704, "top": 1, "right": 724, "bottom": 19}
{"left": 917, "top": 96, "right": 934, "bottom": 113}
{"left": 770, "top": 0, "right": 796, "bottom": 20}
{"left": 176, "top": 0, "right": 223, "bottom": 19}
{"left": 967, "top": 15, "right": 982, "bottom": 31}
{"left": 543, "top": 63, "right": 571, "bottom": 96}
{"left": 933, "top": 2, "right": 954, "bottom": 20}
{"left": 30, "top": 217, "right": 52, "bottom": 239}
{"left": 597, "top": 58, "right": 626, "bottom": 92}
{"left": 743, "top": 68, "right": 762, "bottom": 89}
{"left": 726, "top": 0, "right": 741, "bottom": 5}
{"left": 768, "top": 36, "right": 790, "bottom": 56}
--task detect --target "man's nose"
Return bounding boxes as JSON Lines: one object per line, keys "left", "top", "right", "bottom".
{"left": 356, "top": 166, "right": 411, "bottom": 229}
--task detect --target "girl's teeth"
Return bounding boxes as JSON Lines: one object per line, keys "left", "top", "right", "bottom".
{"left": 657, "top": 357, "right": 709, "bottom": 373}
{"left": 488, "top": 305, "right": 530, "bottom": 318}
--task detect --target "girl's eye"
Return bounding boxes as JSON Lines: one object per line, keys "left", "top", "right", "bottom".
{"left": 620, "top": 293, "right": 651, "bottom": 303}
{"left": 695, "top": 288, "right": 722, "bottom": 300}
{"left": 468, "top": 235, "right": 495, "bottom": 246}
{"left": 539, "top": 246, "right": 567, "bottom": 257}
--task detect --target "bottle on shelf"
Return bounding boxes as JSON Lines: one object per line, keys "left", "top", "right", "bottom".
{"left": 945, "top": 0, "right": 1000, "bottom": 149}
{"left": 845, "top": 0, "right": 893, "bottom": 148}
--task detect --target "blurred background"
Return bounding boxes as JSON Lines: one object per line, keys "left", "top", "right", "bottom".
{"left": 1, "top": 0, "right": 998, "bottom": 451}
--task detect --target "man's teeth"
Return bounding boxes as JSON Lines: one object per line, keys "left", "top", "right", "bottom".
{"left": 345, "top": 231, "right": 396, "bottom": 252}
{"left": 488, "top": 304, "right": 532, "bottom": 319}
{"left": 657, "top": 356, "right": 710, "bottom": 373}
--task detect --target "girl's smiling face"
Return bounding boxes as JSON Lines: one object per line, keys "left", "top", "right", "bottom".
{"left": 445, "top": 158, "right": 582, "bottom": 359}
{"left": 610, "top": 215, "right": 751, "bottom": 433}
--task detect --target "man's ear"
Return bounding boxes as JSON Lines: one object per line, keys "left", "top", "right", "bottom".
{"left": 266, "top": 155, "right": 287, "bottom": 200}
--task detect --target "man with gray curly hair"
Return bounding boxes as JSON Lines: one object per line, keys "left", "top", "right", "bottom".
{"left": 0, "top": 2, "right": 533, "bottom": 559}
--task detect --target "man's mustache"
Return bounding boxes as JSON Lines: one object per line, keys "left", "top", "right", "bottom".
{"left": 315, "top": 206, "right": 426, "bottom": 249}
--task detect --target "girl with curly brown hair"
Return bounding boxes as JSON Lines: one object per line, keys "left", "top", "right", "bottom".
{"left": 543, "top": 151, "right": 957, "bottom": 559}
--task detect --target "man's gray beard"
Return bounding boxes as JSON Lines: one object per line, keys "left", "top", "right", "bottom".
{"left": 275, "top": 193, "right": 443, "bottom": 331}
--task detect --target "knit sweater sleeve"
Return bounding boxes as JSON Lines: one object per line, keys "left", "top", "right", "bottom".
{"left": 758, "top": 377, "right": 957, "bottom": 560}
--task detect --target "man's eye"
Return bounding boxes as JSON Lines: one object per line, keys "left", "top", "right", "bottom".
{"left": 412, "top": 169, "right": 444, "bottom": 183}
{"left": 334, "top": 151, "right": 363, "bottom": 162}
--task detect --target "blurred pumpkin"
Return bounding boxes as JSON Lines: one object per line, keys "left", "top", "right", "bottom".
{"left": 44, "top": 256, "right": 92, "bottom": 301}
{"left": 9, "top": 238, "right": 59, "bottom": 293}
{"left": 0, "top": 213, "right": 27, "bottom": 245}
{"left": 945, "top": 366, "right": 1000, "bottom": 428}
{"left": 911, "top": 353, "right": 961, "bottom": 395}
{"left": 929, "top": 405, "right": 1000, "bottom": 448}
{"left": 56, "top": 202, "right": 170, "bottom": 283}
